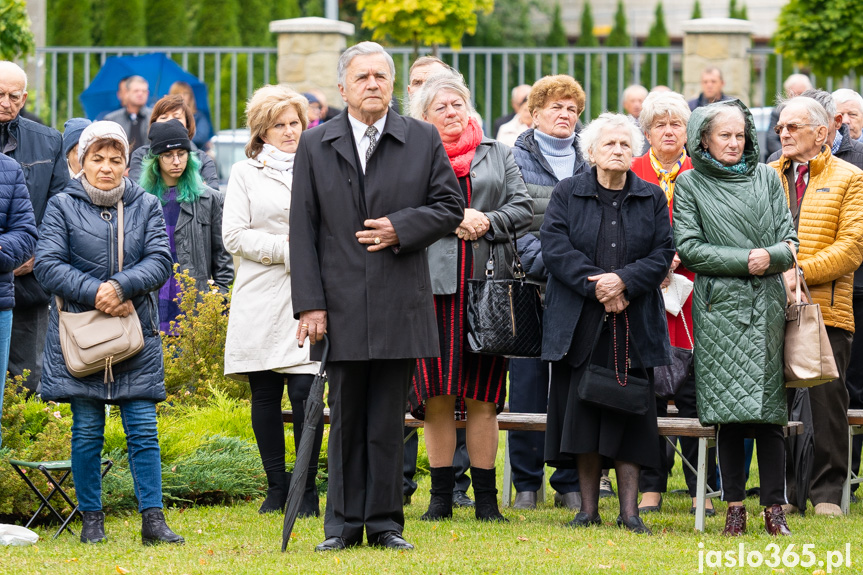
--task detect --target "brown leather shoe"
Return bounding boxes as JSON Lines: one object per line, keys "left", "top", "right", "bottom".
{"left": 722, "top": 505, "right": 746, "bottom": 536}
{"left": 764, "top": 505, "right": 791, "bottom": 536}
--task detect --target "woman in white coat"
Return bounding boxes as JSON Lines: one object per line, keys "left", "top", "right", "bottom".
{"left": 222, "top": 85, "right": 321, "bottom": 517}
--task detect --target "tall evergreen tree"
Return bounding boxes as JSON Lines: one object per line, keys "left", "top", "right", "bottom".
{"left": 274, "top": 0, "right": 303, "bottom": 20}
{"left": 192, "top": 0, "right": 241, "bottom": 46}
{"left": 238, "top": 0, "right": 271, "bottom": 47}
{"left": 729, "top": 0, "right": 747, "bottom": 19}
{"left": 691, "top": 0, "right": 702, "bottom": 19}
{"left": 575, "top": 1, "right": 601, "bottom": 119}
{"left": 48, "top": 0, "right": 93, "bottom": 122}
{"left": 605, "top": 0, "right": 630, "bottom": 112}
{"left": 302, "top": 0, "right": 324, "bottom": 17}
{"left": 546, "top": 3, "right": 567, "bottom": 47}
{"left": 644, "top": 2, "right": 671, "bottom": 89}
{"left": 103, "top": 0, "right": 146, "bottom": 46}
{"left": 146, "top": 0, "right": 188, "bottom": 46}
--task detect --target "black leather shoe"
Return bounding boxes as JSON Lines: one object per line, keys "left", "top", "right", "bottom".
{"left": 80, "top": 511, "right": 107, "bottom": 544}
{"left": 638, "top": 494, "right": 662, "bottom": 514}
{"left": 690, "top": 504, "right": 717, "bottom": 517}
{"left": 554, "top": 491, "right": 582, "bottom": 510}
{"left": 453, "top": 490, "right": 475, "bottom": 508}
{"left": 513, "top": 491, "right": 537, "bottom": 510}
{"left": 315, "top": 536, "right": 356, "bottom": 552}
{"left": 369, "top": 531, "right": 414, "bottom": 551}
{"left": 567, "top": 511, "right": 601, "bottom": 528}
{"left": 141, "top": 508, "right": 185, "bottom": 545}
{"left": 616, "top": 514, "right": 652, "bottom": 535}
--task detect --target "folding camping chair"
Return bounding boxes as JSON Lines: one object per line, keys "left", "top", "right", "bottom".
{"left": 8, "top": 458, "right": 113, "bottom": 539}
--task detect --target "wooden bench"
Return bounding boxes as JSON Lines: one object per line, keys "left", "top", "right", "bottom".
{"left": 843, "top": 409, "right": 863, "bottom": 514}
{"left": 283, "top": 409, "right": 802, "bottom": 532}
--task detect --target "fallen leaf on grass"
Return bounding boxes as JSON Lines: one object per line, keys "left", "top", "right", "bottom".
{"left": 597, "top": 565, "right": 611, "bottom": 569}
{"left": 116, "top": 567, "right": 129, "bottom": 574}
{"left": 206, "top": 549, "right": 214, "bottom": 555}
{"left": 813, "top": 571, "right": 826, "bottom": 575}
{"left": 517, "top": 536, "right": 529, "bottom": 542}
{"left": 335, "top": 557, "right": 341, "bottom": 564}
{"left": 199, "top": 559, "right": 207, "bottom": 565}
{"left": 606, "top": 540, "right": 616, "bottom": 546}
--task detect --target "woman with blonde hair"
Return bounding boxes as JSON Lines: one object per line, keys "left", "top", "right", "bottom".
{"left": 222, "top": 85, "right": 322, "bottom": 517}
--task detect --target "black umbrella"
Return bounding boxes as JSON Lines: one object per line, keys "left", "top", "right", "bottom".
{"left": 787, "top": 387, "right": 815, "bottom": 513}
{"left": 282, "top": 334, "right": 329, "bottom": 551}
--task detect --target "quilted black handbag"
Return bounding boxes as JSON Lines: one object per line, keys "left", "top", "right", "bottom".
{"left": 654, "top": 312, "right": 694, "bottom": 400}
{"left": 466, "top": 214, "right": 542, "bottom": 358}
{"left": 578, "top": 312, "right": 652, "bottom": 416}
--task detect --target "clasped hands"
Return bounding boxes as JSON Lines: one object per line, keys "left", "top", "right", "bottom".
{"left": 588, "top": 273, "right": 629, "bottom": 313}
{"left": 455, "top": 208, "right": 490, "bottom": 241}
{"left": 95, "top": 282, "right": 134, "bottom": 318}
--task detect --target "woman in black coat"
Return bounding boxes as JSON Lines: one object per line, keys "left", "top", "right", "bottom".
{"left": 35, "top": 121, "right": 180, "bottom": 546}
{"left": 542, "top": 113, "right": 674, "bottom": 534}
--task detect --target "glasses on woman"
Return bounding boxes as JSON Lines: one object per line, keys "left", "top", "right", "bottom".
{"left": 773, "top": 122, "right": 818, "bottom": 135}
{"left": 159, "top": 150, "right": 189, "bottom": 163}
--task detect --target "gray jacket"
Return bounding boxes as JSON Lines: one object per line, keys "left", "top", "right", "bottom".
{"left": 176, "top": 186, "right": 233, "bottom": 292}
{"left": 428, "top": 138, "right": 532, "bottom": 294}
{"left": 104, "top": 107, "right": 152, "bottom": 151}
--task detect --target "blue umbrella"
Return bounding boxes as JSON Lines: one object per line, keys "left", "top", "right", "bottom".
{"left": 79, "top": 53, "right": 211, "bottom": 126}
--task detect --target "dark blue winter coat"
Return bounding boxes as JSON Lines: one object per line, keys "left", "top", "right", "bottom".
{"left": 540, "top": 168, "right": 674, "bottom": 367}
{"left": 34, "top": 177, "right": 172, "bottom": 403}
{"left": 0, "top": 154, "right": 37, "bottom": 310}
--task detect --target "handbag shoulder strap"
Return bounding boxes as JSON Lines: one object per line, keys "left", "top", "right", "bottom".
{"left": 784, "top": 242, "right": 812, "bottom": 305}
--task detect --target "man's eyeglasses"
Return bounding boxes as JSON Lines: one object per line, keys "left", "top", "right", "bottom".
{"left": 159, "top": 150, "right": 189, "bottom": 163}
{"left": 0, "top": 91, "right": 24, "bottom": 105}
{"left": 774, "top": 122, "right": 818, "bottom": 135}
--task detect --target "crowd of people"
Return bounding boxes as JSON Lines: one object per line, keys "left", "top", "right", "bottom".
{"left": 2, "top": 39, "right": 863, "bottom": 551}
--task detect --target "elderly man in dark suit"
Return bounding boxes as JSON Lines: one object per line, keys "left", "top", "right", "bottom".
{"left": 290, "top": 42, "right": 464, "bottom": 552}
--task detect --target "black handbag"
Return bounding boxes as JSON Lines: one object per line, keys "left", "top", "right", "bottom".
{"left": 466, "top": 214, "right": 543, "bottom": 358}
{"left": 654, "top": 312, "right": 694, "bottom": 400}
{"left": 577, "top": 312, "right": 652, "bottom": 416}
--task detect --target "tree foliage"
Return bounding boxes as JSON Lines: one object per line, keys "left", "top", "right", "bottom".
{"left": 357, "top": 0, "right": 494, "bottom": 51}
{"left": 546, "top": 3, "right": 567, "bottom": 47}
{"left": 0, "top": 0, "right": 35, "bottom": 60}
{"left": 145, "top": 0, "right": 188, "bottom": 46}
{"left": 774, "top": 0, "right": 860, "bottom": 78}
{"left": 605, "top": 0, "right": 630, "bottom": 111}
{"left": 574, "top": 1, "right": 601, "bottom": 119}
{"left": 103, "top": 0, "right": 146, "bottom": 46}
{"left": 691, "top": 0, "right": 702, "bottom": 19}
{"left": 729, "top": 0, "right": 747, "bottom": 19}
{"left": 192, "top": 0, "right": 241, "bottom": 46}
{"left": 644, "top": 2, "right": 671, "bottom": 88}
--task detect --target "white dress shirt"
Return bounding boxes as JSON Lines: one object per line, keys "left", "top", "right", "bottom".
{"left": 348, "top": 113, "right": 388, "bottom": 174}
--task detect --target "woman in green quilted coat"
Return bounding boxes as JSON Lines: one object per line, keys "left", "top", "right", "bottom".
{"left": 673, "top": 100, "right": 797, "bottom": 537}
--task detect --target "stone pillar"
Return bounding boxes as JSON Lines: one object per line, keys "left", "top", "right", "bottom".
{"left": 269, "top": 17, "right": 355, "bottom": 108}
{"left": 682, "top": 18, "right": 754, "bottom": 105}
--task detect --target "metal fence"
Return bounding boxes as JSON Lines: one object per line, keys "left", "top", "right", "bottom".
{"left": 31, "top": 45, "right": 863, "bottom": 134}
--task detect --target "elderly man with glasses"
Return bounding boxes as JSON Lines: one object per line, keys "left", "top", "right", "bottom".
{"left": 0, "top": 61, "right": 68, "bottom": 395}
{"left": 770, "top": 96, "right": 863, "bottom": 516}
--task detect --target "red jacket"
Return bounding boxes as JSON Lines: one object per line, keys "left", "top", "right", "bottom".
{"left": 631, "top": 154, "right": 695, "bottom": 350}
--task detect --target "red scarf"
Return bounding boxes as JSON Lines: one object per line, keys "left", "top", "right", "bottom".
{"left": 443, "top": 117, "right": 483, "bottom": 178}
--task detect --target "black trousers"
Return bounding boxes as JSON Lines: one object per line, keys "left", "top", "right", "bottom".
{"left": 403, "top": 426, "right": 471, "bottom": 497}
{"left": 324, "top": 359, "right": 413, "bottom": 543}
{"left": 248, "top": 370, "right": 321, "bottom": 477}
{"left": 717, "top": 423, "right": 786, "bottom": 505}
{"left": 786, "top": 326, "right": 852, "bottom": 506}
{"left": 508, "top": 357, "right": 579, "bottom": 493}
{"left": 639, "top": 369, "right": 716, "bottom": 496}
{"left": 9, "top": 303, "right": 48, "bottom": 393}
{"left": 845, "top": 295, "right": 863, "bottom": 482}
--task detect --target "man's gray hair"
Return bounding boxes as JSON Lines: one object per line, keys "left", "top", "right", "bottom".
{"left": 622, "top": 84, "right": 648, "bottom": 102}
{"left": 776, "top": 89, "right": 836, "bottom": 121}
{"left": 784, "top": 95, "right": 830, "bottom": 127}
{"left": 124, "top": 75, "right": 148, "bottom": 89}
{"left": 639, "top": 91, "right": 690, "bottom": 133}
{"left": 410, "top": 70, "right": 475, "bottom": 120}
{"left": 337, "top": 42, "right": 396, "bottom": 87}
{"left": 783, "top": 73, "right": 812, "bottom": 94}
{"left": 578, "top": 113, "right": 645, "bottom": 166}
{"left": 832, "top": 88, "right": 863, "bottom": 110}
{"left": 0, "top": 61, "right": 27, "bottom": 91}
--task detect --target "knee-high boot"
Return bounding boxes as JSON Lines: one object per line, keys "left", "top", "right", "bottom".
{"left": 472, "top": 467, "right": 508, "bottom": 522}
{"left": 421, "top": 466, "right": 454, "bottom": 520}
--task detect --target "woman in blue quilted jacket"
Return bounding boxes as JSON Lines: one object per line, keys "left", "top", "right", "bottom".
{"left": 0, "top": 153, "right": 37, "bottom": 446}
{"left": 34, "top": 121, "right": 181, "bottom": 546}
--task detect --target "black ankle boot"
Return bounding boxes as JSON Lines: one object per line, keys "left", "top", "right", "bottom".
{"left": 259, "top": 470, "right": 291, "bottom": 514}
{"left": 421, "top": 466, "right": 454, "bottom": 520}
{"left": 80, "top": 510, "right": 107, "bottom": 544}
{"left": 298, "top": 470, "right": 320, "bottom": 518}
{"left": 141, "top": 508, "right": 184, "bottom": 545}
{"left": 472, "top": 467, "right": 508, "bottom": 522}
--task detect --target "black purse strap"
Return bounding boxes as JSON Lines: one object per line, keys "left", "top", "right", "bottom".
{"left": 586, "top": 311, "right": 648, "bottom": 385}
{"left": 485, "top": 211, "right": 526, "bottom": 280}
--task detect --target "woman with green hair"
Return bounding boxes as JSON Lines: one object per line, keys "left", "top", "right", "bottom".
{"left": 138, "top": 118, "right": 233, "bottom": 333}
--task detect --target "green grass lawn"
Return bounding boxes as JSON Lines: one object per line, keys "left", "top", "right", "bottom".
{"left": 4, "top": 437, "right": 863, "bottom": 575}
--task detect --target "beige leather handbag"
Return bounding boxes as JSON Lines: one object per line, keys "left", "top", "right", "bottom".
{"left": 57, "top": 201, "right": 144, "bottom": 382}
{"left": 783, "top": 249, "right": 839, "bottom": 388}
